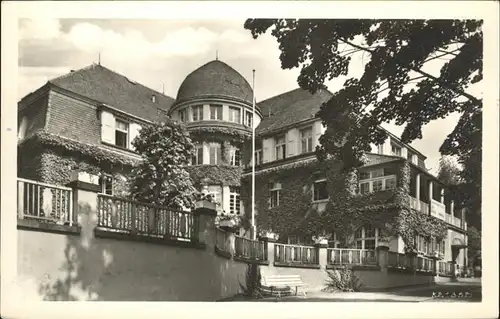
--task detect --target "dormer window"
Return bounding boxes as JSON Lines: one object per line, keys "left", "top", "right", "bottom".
{"left": 178, "top": 109, "right": 187, "bottom": 122}
{"left": 275, "top": 135, "right": 286, "bottom": 160}
{"left": 192, "top": 105, "right": 203, "bottom": 121}
{"left": 229, "top": 107, "right": 241, "bottom": 124}
{"left": 391, "top": 143, "right": 402, "bottom": 156}
{"left": 115, "top": 119, "right": 129, "bottom": 148}
{"left": 151, "top": 95, "right": 156, "bottom": 103}
{"left": 210, "top": 104, "right": 223, "bottom": 120}
{"left": 300, "top": 126, "right": 313, "bottom": 153}
{"left": 245, "top": 111, "right": 253, "bottom": 127}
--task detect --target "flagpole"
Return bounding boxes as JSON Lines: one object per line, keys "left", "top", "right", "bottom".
{"left": 251, "top": 69, "right": 256, "bottom": 240}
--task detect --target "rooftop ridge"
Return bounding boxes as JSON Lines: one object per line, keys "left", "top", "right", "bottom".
{"left": 96, "top": 64, "right": 175, "bottom": 101}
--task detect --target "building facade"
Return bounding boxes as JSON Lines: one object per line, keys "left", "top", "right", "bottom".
{"left": 17, "top": 60, "right": 468, "bottom": 273}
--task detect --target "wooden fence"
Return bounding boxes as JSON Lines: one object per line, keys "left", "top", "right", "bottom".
{"left": 388, "top": 252, "right": 412, "bottom": 269}
{"left": 97, "top": 194, "right": 198, "bottom": 241}
{"left": 327, "top": 248, "right": 377, "bottom": 266}
{"left": 234, "top": 236, "right": 267, "bottom": 261}
{"left": 17, "top": 178, "right": 73, "bottom": 224}
{"left": 274, "top": 244, "right": 318, "bottom": 265}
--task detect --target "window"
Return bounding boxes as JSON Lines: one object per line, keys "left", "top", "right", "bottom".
{"left": 371, "top": 169, "right": 384, "bottom": 178}
{"left": 229, "top": 147, "right": 241, "bottom": 166}
{"left": 358, "top": 169, "right": 397, "bottom": 194}
{"left": 229, "top": 187, "right": 240, "bottom": 215}
{"left": 192, "top": 145, "right": 204, "bottom": 165}
{"left": 229, "top": 107, "right": 241, "bottom": 124}
{"left": 151, "top": 95, "right": 156, "bottom": 103}
{"left": 245, "top": 111, "right": 253, "bottom": 127}
{"left": 386, "top": 178, "right": 397, "bottom": 190}
{"left": 178, "top": 109, "right": 187, "bottom": 122}
{"left": 372, "top": 180, "right": 383, "bottom": 192}
{"left": 207, "top": 186, "right": 222, "bottom": 205}
{"left": 209, "top": 143, "right": 222, "bottom": 165}
{"left": 355, "top": 225, "right": 379, "bottom": 250}
{"left": 359, "top": 172, "right": 370, "bottom": 180}
{"left": 360, "top": 182, "right": 370, "bottom": 194}
{"left": 192, "top": 105, "right": 203, "bottom": 121}
{"left": 300, "top": 127, "right": 313, "bottom": 153}
{"left": 275, "top": 135, "right": 286, "bottom": 160}
{"left": 115, "top": 119, "right": 129, "bottom": 148}
{"left": 391, "top": 144, "right": 402, "bottom": 156}
{"left": 254, "top": 149, "right": 263, "bottom": 166}
{"left": 269, "top": 182, "right": 281, "bottom": 208}
{"left": 210, "top": 104, "right": 222, "bottom": 120}
{"left": 313, "top": 179, "right": 328, "bottom": 201}
{"left": 99, "top": 175, "right": 113, "bottom": 195}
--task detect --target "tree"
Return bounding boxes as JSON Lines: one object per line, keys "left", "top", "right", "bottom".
{"left": 437, "top": 155, "right": 461, "bottom": 186}
{"left": 466, "top": 225, "right": 481, "bottom": 268}
{"left": 130, "top": 121, "right": 198, "bottom": 210}
{"left": 244, "top": 19, "right": 482, "bottom": 213}
{"left": 437, "top": 155, "right": 481, "bottom": 229}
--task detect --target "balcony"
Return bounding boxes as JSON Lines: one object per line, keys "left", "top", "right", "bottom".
{"left": 409, "top": 196, "right": 429, "bottom": 215}
{"left": 430, "top": 200, "right": 446, "bottom": 220}
{"left": 409, "top": 196, "right": 465, "bottom": 230}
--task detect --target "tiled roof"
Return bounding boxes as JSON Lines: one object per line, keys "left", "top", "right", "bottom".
{"left": 175, "top": 60, "right": 254, "bottom": 105}
{"left": 256, "top": 88, "right": 333, "bottom": 135}
{"left": 49, "top": 64, "right": 176, "bottom": 122}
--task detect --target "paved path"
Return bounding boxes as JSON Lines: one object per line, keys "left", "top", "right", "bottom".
{"left": 274, "top": 278, "right": 482, "bottom": 302}
{"left": 223, "top": 278, "right": 481, "bottom": 302}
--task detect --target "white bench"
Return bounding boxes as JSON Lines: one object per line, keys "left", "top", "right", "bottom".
{"left": 262, "top": 275, "right": 307, "bottom": 298}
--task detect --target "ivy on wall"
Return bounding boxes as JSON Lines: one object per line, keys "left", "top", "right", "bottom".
{"left": 242, "top": 158, "right": 448, "bottom": 250}
{"left": 19, "top": 131, "right": 140, "bottom": 169}
{"left": 187, "top": 126, "right": 251, "bottom": 144}
{"left": 186, "top": 165, "right": 243, "bottom": 187}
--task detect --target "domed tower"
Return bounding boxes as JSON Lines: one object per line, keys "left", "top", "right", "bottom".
{"left": 169, "top": 60, "right": 263, "bottom": 220}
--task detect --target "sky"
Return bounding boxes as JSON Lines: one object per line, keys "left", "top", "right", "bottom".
{"left": 18, "top": 18, "right": 478, "bottom": 174}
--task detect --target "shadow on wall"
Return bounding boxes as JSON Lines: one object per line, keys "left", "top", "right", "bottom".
{"left": 38, "top": 203, "right": 105, "bottom": 301}
{"left": 32, "top": 202, "right": 247, "bottom": 301}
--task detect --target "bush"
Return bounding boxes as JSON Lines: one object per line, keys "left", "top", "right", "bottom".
{"left": 323, "top": 267, "right": 363, "bottom": 292}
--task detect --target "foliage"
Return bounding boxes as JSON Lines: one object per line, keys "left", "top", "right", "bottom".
{"left": 186, "top": 165, "right": 243, "bottom": 187}
{"left": 437, "top": 155, "right": 481, "bottom": 230}
{"left": 244, "top": 19, "right": 482, "bottom": 215}
{"left": 466, "top": 226, "right": 481, "bottom": 267}
{"left": 19, "top": 131, "right": 140, "bottom": 170}
{"left": 129, "top": 122, "right": 198, "bottom": 210}
{"left": 242, "top": 157, "right": 447, "bottom": 250}
{"left": 239, "top": 264, "right": 263, "bottom": 299}
{"left": 437, "top": 155, "right": 462, "bottom": 186}
{"left": 322, "top": 267, "right": 363, "bottom": 292}
{"left": 187, "top": 126, "right": 251, "bottom": 144}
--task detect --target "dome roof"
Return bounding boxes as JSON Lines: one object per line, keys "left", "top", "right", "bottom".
{"left": 175, "top": 60, "right": 253, "bottom": 105}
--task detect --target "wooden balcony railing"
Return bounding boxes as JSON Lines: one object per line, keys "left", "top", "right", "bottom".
{"left": 388, "top": 252, "right": 412, "bottom": 269}
{"left": 327, "top": 248, "right": 377, "bottom": 266}
{"left": 215, "top": 227, "right": 232, "bottom": 255}
{"left": 97, "top": 194, "right": 197, "bottom": 241}
{"left": 417, "top": 256, "right": 435, "bottom": 272}
{"left": 17, "top": 178, "right": 73, "bottom": 225}
{"left": 437, "top": 261, "right": 454, "bottom": 277}
{"left": 274, "top": 244, "right": 318, "bottom": 265}
{"left": 409, "top": 196, "right": 429, "bottom": 215}
{"left": 234, "top": 236, "right": 267, "bottom": 261}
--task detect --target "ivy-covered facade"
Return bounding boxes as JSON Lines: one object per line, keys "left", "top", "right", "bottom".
{"left": 17, "top": 59, "right": 468, "bottom": 272}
